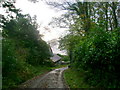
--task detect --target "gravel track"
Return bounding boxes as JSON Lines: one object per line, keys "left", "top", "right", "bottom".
{"left": 20, "top": 67, "right": 69, "bottom": 88}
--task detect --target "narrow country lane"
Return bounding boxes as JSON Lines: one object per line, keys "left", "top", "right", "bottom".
{"left": 20, "top": 67, "right": 68, "bottom": 88}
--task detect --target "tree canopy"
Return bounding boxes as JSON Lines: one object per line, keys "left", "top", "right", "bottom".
{"left": 1, "top": 1, "right": 53, "bottom": 88}
{"left": 49, "top": 1, "right": 120, "bottom": 88}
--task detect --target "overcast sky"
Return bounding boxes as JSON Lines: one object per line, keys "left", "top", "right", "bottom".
{"left": 14, "top": 0, "right": 67, "bottom": 54}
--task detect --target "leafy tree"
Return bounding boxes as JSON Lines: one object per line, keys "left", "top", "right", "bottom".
{"left": 53, "top": 1, "right": 120, "bottom": 88}
{"left": 1, "top": 1, "right": 52, "bottom": 88}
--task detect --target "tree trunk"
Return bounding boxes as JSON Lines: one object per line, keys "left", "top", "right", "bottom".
{"left": 111, "top": 2, "right": 118, "bottom": 28}
{"left": 105, "top": 2, "right": 108, "bottom": 30}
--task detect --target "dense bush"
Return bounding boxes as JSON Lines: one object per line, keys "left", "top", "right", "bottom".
{"left": 57, "top": 1, "right": 120, "bottom": 88}
{"left": 2, "top": 14, "right": 52, "bottom": 88}
{"left": 73, "top": 27, "right": 120, "bottom": 87}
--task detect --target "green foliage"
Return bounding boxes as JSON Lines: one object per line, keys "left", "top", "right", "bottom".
{"left": 61, "top": 26, "right": 120, "bottom": 88}
{"left": 58, "top": 1, "right": 120, "bottom": 88}
{"left": 2, "top": 2, "right": 52, "bottom": 88}
{"left": 57, "top": 54, "right": 69, "bottom": 62}
{"left": 72, "top": 27, "right": 120, "bottom": 87}
{"left": 2, "top": 39, "right": 31, "bottom": 88}
{"left": 64, "top": 68, "right": 90, "bottom": 88}
{"left": 3, "top": 16, "right": 52, "bottom": 66}
{"left": 62, "top": 55, "right": 69, "bottom": 62}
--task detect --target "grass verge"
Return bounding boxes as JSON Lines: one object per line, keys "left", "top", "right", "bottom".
{"left": 63, "top": 68, "right": 90, "bottom": 88}
{"left": 3, "top": 65, "right": 52, "bottom": 89}
{"left": 32, "top": 65, "right": 51, "bottom": 76}
{"left": 4, "top": 64, "right": 68, "bottom": 89}
{"left": 17, "top": 65, "right": 51, "bottom": 88}
{"left": 51, "top": 64, "right": 68, "bottom": 70}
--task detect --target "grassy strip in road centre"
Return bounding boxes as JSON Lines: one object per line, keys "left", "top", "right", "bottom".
{"left": 63, "top": 68, "right": 90, "bottom": 88}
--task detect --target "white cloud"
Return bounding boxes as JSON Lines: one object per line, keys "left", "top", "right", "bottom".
{"left": 15, "top": 0, "right": 63, "bottom": 25}
{"left": 15, "top": 0, "right": 67, "bottom": 54}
